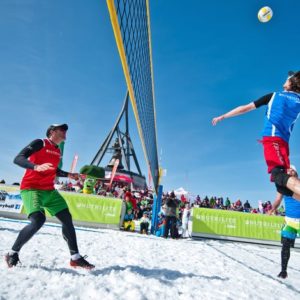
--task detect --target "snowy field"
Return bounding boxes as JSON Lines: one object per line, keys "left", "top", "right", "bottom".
{"left": 1, "top": 217, "right": 300, "bottom": 300}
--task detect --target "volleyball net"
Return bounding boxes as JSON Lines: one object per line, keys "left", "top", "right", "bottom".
{"left": 106, "top": 0, "right": 160, "bottom": 192}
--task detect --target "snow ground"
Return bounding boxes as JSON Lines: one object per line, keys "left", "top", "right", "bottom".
{"left": 1, "top": 218, "right": 300, "bottom": 300}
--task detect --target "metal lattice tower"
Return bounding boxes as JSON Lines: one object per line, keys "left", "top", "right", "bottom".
{"left": 91, "top": 91, "right": 142, "bottom": 176}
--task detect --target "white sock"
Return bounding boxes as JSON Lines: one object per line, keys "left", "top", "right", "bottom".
{"left": 71, "top": 253, "right": 81, "bottom": 260}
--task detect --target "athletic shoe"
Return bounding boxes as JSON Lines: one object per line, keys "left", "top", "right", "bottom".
{"left": 277, "top": 271, "right": 288, "bottom": 279}
{"left": 70, "top": 255, "right": 95, "bottom": 270}
{"left": 5, "top": 252, "right": 20, "bottom": 268}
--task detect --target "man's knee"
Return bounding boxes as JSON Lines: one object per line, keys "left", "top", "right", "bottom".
{"left": 271, "top": 167, "right": 290, "bottom": 186}
{"left": 29, "top": 211, "right": 46, "bottom": 230}
{"left": 281, "top": 236, "right": 295, "bottom": 248}
{"left": 275, "top": 184, "right": 294, "bottom": 196}
{"left": 271, "top": 167, "right": 294, "bottom": 196}
{"left": 56, "top": 208, "right": 73, "bottom": 224}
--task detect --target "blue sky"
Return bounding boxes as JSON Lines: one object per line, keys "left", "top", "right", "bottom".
{"left": 0, "top": 0, "right": 299, "bottom": 207}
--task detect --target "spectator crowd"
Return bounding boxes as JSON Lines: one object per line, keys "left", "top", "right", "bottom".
{"left": 1, "top": 176, "right": 286, "bottom": 239}
{"left": 54, "top": 177, "right": 287, "bottom": 238}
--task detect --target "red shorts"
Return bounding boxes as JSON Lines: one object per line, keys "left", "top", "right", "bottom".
{"left": 261, "top": 136, "right": 290, "bottom": 176}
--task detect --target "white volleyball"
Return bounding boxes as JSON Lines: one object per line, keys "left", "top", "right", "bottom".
{"left": 258, "top": 6, "right": 273, "bottom": 23}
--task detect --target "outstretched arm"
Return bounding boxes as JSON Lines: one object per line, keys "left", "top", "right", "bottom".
{"left": 212, "top": 102, "right": 256, "bottom": 126}
{"left": 268, "top": 192, "right": 283, "bottom": 215}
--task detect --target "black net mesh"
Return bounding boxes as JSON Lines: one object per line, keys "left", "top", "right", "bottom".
{"left": 112, "top": 0, "right": 159, "bottom": 190}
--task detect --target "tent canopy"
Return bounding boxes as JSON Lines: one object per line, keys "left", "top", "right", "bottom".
{"left": 174, "top": 187, "right": 189, "bottom": 196}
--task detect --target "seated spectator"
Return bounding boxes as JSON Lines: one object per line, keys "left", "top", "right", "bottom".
{"left": 139, "top": 212, "right": 150, "bottom": 234}
{"left": 140, "top": 198, "right": 149, "bottom": 208}
{"left": 195, "top": 195, "right": 201, "bottom": 205}
{"left": 181, "top": 203, "right": 191, "bottom": 238}
{"left": 123, "top": 209, "right": 135, "bottom": 231}
{"left": 214, "top": 198, "right": 222, "bottom": 209}
{"left": 155, "top": 212, "right": 166, "bottom": 237}
{"left": 105, "top": 188, "right": 114, "bottom": 197}
{"left": 201, "top": 196, "right": 210, "bottom": 208}
{"left": 219, "top": 197, "right": 224, "bottom": 206}
{"left": 234, "top": 199, "right": 243, "bottom": 211}
{"left": 137, "top": 204, "right": 146, "bottom": 219}
{"left": 225, "top": 197, "right": 231, "bottom": 209}
{"left": 243, "top": 200, "right": 251, "bottom": 212}
{"left": 124, "top": 190, "right": 137, "bottom": 210}
{"left": 114, "top": 185, "right": 123, "bottom": 198}
{"left": 229, "top": 203, "right": 235, "bottom": 211}
{"left": 124, "top": 194, "right": 133, "bottom": 213}
{"left": 122, "top": 193, "right": 135, "bottom": 231}
{"left": 209, "top": 197, "right": 216, "bottom": 208}
{"left": 264, "top": 201, "right": 273, "bottom": 214}
{"left": 181, "top": 194, "right": 187, "bottom": 203}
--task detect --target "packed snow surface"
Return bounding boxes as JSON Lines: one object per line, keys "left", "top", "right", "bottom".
{"left": 1, "top": 218, "right": 300, "bottom": 300}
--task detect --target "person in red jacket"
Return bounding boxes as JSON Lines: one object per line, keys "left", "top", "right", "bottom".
{"left": 5, "top": 124, "right": 94, "bottom": 269}
{"left": 125, "top": 190, "right": 137, "bottom": 210}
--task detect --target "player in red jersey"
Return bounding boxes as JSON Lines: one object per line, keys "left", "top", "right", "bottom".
{"left": 5, "top": 124, "right": 94, "bottom": 269}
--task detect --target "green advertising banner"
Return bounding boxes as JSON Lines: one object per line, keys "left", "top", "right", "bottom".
{"left": 60, "top": 193, "right": 123, "bottom": 225}
{"left": 0, "top": 184, "right": 124, "bottom": 227}
{"left": 19, "top": 193, "right": 123, "bottom": 226}
{"left": 192, "top": 208, "right": 284, "bottom": 241}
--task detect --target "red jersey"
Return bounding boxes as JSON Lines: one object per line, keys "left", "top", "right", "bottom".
{"left": 20, "top": 139, "right": 61, "bottom": 190}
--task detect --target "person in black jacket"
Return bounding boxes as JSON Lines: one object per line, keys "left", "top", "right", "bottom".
{"left": 243, "top": 200, "right": 251, "bottom": 212}
{"left": 163, "top": 192, "right": 179, "bottom": 239}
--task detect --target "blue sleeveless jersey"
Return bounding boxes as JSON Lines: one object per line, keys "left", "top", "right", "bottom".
{"left": 284, "top": 195, "right": 300, "bottom": 218}
{"left": 261, "top": 91, "right": 300, "bottom": 142}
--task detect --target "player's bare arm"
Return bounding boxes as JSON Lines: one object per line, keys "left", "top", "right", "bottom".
{"left": 212, "top": 102, "right": 256, "bottom": 126}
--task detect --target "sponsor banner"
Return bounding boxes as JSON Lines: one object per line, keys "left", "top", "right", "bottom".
{"left": 192, "top": 208, "right": 284, "bottom": 241}
{"left": 0, "top": 186, "right": 123, "bottom": 226}
{"left": 61, "top": 193, "right": 123, "bottom": 225}
{"left": 0, "top": 190, "right": 23, "bottom": 213}
{"left": 109, "top": 159, "right": 120, "bottom": 188}
{"left": 0, "top": 185, "right": 20, "bottom": 192}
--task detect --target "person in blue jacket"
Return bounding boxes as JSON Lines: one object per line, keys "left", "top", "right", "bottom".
{"left": 269, "top": 165, "right": 300, "bottom": 279}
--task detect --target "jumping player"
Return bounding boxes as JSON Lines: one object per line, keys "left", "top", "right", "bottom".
{"left": 5, "top": 123, "right": 95, "bottom": 269}
{"left": 212, "top": 71, "right": 300, "bottom": 200}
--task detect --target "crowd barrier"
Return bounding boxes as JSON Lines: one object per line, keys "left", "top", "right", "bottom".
{"left": 0, "top": 185, "right": 125, "bottom": 230}
{"left": 2, "top": 185, "right": 299, "bottom": 247}
{"left": 190, "top": 207, "right": 300, "bottom": 248}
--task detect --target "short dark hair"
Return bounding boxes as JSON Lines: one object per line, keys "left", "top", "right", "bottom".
{"left": 289, "top": 71, "right": 300, "bottom": 93}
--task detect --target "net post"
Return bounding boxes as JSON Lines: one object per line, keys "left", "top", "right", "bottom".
{"left": 151, "top": 184, "right": 163, "bottom": 234}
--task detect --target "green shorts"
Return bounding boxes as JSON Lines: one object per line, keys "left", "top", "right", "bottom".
{"left": 21, "top": 189, "right": 68, "bottom": 217}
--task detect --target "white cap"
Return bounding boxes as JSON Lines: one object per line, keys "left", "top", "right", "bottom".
{"left": 290, "top": 164, "right": 297, "bottom": 172}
